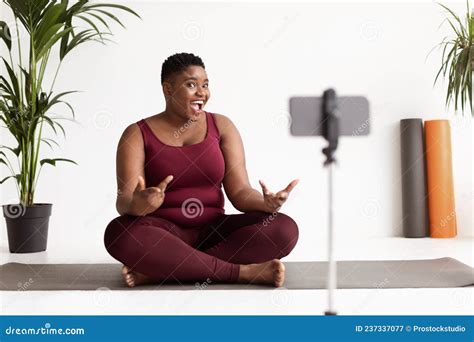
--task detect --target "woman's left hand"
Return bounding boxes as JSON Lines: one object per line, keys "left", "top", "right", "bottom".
{"left": 259, "top": 179, "right": 299, "bottom": 213}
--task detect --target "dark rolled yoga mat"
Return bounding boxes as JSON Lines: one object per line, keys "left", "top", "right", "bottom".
{"left": 400, "top": 119, "right": 429, "bottom": 237}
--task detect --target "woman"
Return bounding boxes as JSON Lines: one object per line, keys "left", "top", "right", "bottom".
{"left": 104, "top": 53, "right": 299, "bottom": 288}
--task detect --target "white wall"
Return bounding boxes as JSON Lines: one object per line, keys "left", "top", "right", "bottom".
{"left": 1, "top": 1, "right": 472, "bottom": 261}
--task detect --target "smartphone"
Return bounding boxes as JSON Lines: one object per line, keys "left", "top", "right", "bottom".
{"left": 289, "top": 96, "right": 370, "bottom": 137}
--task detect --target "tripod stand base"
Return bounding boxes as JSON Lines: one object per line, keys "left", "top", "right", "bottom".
{"left": 324, "top": 311, "right": 337, "bottom": 316}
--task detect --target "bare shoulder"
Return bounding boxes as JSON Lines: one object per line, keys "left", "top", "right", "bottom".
{"left": 120, "top": 122, "right": 143, "bottom": 143}
{"left": 212, "top": 113, "right": 233, "bottom": 126}
{"left": 117, "top": 122, "right": 145, "bottom": 155}
{"left": 212, "top": 113, "right": 239, "bottom": 138}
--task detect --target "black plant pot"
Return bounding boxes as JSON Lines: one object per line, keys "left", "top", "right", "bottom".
{"left": 3, "top": 203, "right": 52, "bottom": 253}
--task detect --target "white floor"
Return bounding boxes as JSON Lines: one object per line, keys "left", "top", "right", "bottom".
{"left": 1, "top": 236, "right": 472, "bottom": 315}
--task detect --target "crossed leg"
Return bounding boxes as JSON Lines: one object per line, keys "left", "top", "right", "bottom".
{"left": 197, "top": 211, "right": 299, "bottom": 264}
{"left": 103, "top": 211, "right": 299, "bottom": 287}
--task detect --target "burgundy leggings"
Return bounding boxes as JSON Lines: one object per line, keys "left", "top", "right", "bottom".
{"left": 104, "top": 211, "right": 299, "bottom": 284}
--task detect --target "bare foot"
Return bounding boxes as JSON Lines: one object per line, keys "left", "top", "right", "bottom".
{"left": 121, "top": 265, "right": 153, "bottom": 287}
{"left": 238, "top": 259, "right": 286, "bottom": 287}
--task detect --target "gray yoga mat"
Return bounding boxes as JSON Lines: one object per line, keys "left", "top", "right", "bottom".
{"left": 400, "top": 119, "right": 430, "bottom": 237}
{"left": 0, "top": 258, "right": 472, "bottom": 290}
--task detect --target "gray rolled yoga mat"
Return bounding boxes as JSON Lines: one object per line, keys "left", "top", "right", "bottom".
{"left": 0, "top": 258, "right": 472, "bottom": 291}
{"left": 400, "top": 119, "right": 429, "bottom": 237}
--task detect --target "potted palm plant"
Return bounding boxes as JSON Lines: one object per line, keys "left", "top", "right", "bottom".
{"left": 0, "top": 0, "right": 139, "bottom": 253}
{"left": 434, "top": 0, "right": 473, "bottom": 116}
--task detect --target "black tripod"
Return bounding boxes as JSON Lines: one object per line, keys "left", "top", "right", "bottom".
{"left": 321, "top": 89, "right": 339, "bottom": 316}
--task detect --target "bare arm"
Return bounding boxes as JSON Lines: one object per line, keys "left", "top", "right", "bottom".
{"left": 215, "top": 114, "right": 269, "bottom": 213}
{"left": 115, "top": 123, "right": 146, "bottom": 215}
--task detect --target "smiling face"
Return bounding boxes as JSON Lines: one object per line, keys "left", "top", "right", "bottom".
{"left": 162, "top": 65, "right": 210, "bottom": 122}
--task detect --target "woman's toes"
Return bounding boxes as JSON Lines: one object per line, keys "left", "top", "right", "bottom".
{"left": 122, "top": 265, "right": 137, "bottom": 287}
{"left": 273, "top": 260, "right": 286, "bottom": 287}
{"left": 275, "top": 276, "right": 284, "bottom": 287}
{"left": 122, "top": 265, "right": 130, "bottom": 275}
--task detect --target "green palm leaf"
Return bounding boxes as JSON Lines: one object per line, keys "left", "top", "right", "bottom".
{"left": 0, "top": 0, "right": 140, "bottom": 205}
{"left": 40, "top": 158, "right": 77, "bottom": 167}
{"left": 435, "top": 1, "right": 473, "bottom": 115}
{"left": 0, "top": 21, "right": 12, "bottom": 50}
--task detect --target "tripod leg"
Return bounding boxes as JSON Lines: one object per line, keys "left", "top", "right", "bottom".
{"left": 325, "top": 162, "right": 337, "bottom": 315}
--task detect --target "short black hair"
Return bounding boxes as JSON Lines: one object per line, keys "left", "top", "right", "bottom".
{"left": 161, "top": 53, "right": 205, "bottom": 84}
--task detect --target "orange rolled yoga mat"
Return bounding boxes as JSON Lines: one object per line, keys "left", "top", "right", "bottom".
{"left": 424, "top": 120, "right": 457, "bottom": 238}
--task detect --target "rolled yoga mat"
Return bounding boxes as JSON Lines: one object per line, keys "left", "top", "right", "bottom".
{"left": 400, "top": 119, "right": 430, "bottom": 237}
{"left": 0, "top": 258, "right": 472, "bottom": 290}
{"left": 424, "top": 120, "right": 457, "bottom": 238}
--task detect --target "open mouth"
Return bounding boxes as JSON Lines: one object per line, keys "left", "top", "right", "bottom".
{"left": 190, "top": 100, "right": 204, "bottom": 112}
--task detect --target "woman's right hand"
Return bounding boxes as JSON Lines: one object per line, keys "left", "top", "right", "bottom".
{"left": 129, "top": 175, "right": 174, "bottom": 216}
